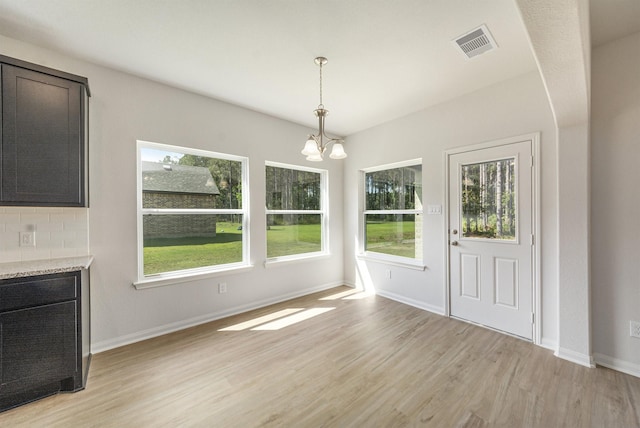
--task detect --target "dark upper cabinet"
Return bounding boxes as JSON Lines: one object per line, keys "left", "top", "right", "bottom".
{"left": 0, "top": 56, "right": 89, "bottom": 206}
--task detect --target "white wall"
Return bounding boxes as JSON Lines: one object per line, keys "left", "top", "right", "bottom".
{"left": 591, "top": 31, "right": 640, "bottom": 376}
{"left": 556, "top": 123, "right": 592, "bottom": 366}
{"left": 343, "top": 72, "right": 559, "bottom": 346}
{"left": 515, "top": 0, "right": 593, "bottom": 366}
{"left": 0, "top": 35, "right": 345, "bottom": 352}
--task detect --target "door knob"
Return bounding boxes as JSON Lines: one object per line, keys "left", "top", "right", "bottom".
{"left": 451, "top": 241, "right": 459, "bottom": 246}
{"left": 452, "top": 229, "right": 458, "bottom": 235}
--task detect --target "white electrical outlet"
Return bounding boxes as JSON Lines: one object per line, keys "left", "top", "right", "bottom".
{"left": 630, "top": 321, "right": 640, "bottom": 339}
{"left": 19, "top": 231, "right": 36, "bottom": 247}
{"left": 218, "top": 282, "right": 227, "bottom": 294}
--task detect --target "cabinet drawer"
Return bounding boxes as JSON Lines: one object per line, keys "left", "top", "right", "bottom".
{"left": 0, "top": 274, "right": 77, "bottom": 312}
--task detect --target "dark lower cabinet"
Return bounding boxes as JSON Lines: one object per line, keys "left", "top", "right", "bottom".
{"left": 0, "top": 271, "right": 90, "bottom": 411}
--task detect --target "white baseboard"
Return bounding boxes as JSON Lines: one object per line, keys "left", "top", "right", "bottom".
{"left": 92, "top": 281, "right": 344, "bottom": 354}
{"left": 539, "top": 337, "right": 557, "bottom": 351}
{"left": 594, "top": 353, "right": 640, "bottom": 378}
{"left": 555, "top": 347, "right": 595, "bottom": 368}
{"left": 342, "top": 279, "right": 357, "bottom": 288}
{"left": 375, "top": 289, "right": 445, "bottom": 316}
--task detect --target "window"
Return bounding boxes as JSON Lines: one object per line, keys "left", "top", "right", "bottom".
{"left": 461, "top": 158, "right": 516, "bottom": 240}
{"left": 363, "top": 160, "right": 423, "bottom": 261}
{"left": 265, "top": 162, "right": 327, "bottom": 261}
{"left": 137, "top": 141, "right": 249, "bottom": 280}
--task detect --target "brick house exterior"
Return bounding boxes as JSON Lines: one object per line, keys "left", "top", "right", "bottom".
{"left": 142, "top": 162, "right": 220, "bottom": 238}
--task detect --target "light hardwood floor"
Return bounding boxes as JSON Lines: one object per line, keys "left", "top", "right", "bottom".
{"left": 1, "top": 286, "right": 639, "bottom": 427}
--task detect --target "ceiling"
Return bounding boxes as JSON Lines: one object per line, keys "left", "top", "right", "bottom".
{"left": 0, "top": 1, "right": 638, "bottom": 137}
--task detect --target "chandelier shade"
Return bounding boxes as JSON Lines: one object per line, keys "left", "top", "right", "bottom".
{"left": 301, "top": 138, "right": 320, "bottom": 156}
{"left": 302, "top": 57, "right": 346, "bottom": 161}
{"left": 329, "top": 142, "right": 347, "bottom": 159}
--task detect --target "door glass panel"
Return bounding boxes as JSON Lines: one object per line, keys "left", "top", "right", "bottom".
{"left": 461, "top": 158, "right": 516, "bottom": 240}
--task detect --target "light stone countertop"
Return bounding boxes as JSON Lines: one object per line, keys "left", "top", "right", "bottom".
{"left": 0, "top": 256, "right": 94, "bottom": 280}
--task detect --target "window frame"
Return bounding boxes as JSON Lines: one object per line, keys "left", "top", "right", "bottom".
{"left": 264, "top": 161, "right": 329, "bottom": 265}
{"left": 360, "top": 159, "right": 425, "bottom": 269}
{"left": 135, "top": 140, "right": 250, "bottom": 286}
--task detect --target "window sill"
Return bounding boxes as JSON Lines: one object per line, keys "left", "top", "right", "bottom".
{"left": 133, "top": 264, "right": 254, "bottom": 290}
{"left": 357, "top": 254, "right": 426, "bottom": 271}
{"left": 264, "top": 252, "right": 330, "bottom": 268}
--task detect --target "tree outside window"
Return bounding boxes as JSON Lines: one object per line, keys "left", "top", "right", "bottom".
{"left": 460, "top": 158, "right": 516, "bottom": 240}
{"left": 363, "top": 162, "right": 423, "bottom": 260}
{"left": 265, "top": 162, "right": 327, "bottom": 260}
{"left": 137, "top": 141, "right": 248, "bottom": 278}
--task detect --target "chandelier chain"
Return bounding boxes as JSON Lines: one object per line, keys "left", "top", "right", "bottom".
{"left": 301, "top": 57, "right": 346, "bottom": 161}
{"left": 318, "top": 60, "right": 323, "bottom": 108}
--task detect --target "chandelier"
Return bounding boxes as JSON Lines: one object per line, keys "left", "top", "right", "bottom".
{"left": 301, "top": 57, "right": 347, "bottom": 161}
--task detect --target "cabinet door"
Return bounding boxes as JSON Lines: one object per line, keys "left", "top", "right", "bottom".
{"left": 1, "top": 64, "right": 84, "bottom": 206}
{"left": 0, "top": 301, "right": 77, "bottom": 396}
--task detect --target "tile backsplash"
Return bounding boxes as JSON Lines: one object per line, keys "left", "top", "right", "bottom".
{"left": 0, "top": 207, "right": 89, "bottom": 263}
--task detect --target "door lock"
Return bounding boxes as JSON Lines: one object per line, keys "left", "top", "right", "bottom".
{"left": 451, "top": 241, "right": 459, "bottom": 246}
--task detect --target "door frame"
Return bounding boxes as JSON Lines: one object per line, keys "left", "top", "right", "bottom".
{"left": 444, "top": 133, "right": 541, "bottom": 344}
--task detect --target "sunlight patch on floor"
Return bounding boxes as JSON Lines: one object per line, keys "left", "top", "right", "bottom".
{"left": 218, "top": 308, "right": 305, "bottom": 331}
{"left": 251, "top": 307, "right": 335, "bottom": 331}
{"left": 342, "top": 291, "right": 375, "bottom": 300}
{"left": 319, "top": 289, "right": 362, "bottom": 300}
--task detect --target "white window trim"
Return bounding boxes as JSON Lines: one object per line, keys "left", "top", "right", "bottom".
{"left": 264, "top": 252, "right": 331, "bottom": 268}
{"left": 264, "top": 161, "right": 329, "bottom": 264}
{"left": 356, "top": 253, "right": 426, "bottom": 271}
{"left": 135, "top": 140, "right": 250, "bottom": 286}
{"left": 133, "top": 263, "right": 254, "bottom": 290}
{"left": 361, "top": 158, "right": 423, "bottom": 173}
{"left": 359, "top": 159, "right": 424, "bottom": 263}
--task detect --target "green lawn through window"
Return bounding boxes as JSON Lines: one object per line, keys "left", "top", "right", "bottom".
{"left": 365, "top": 220, "right": 416, "bottom": 259}
{"left": 143, "top": 222, "right": 243, "bottom": 275}
{"left": 143, "top": 221, "right": 417, "bottom": 275}
{"left": 266, "top": 223, "right": 322, "bottom": 258}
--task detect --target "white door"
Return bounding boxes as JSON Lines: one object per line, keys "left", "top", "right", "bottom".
{"left": 448, "top": 140, "right": 533, "bottom": 340}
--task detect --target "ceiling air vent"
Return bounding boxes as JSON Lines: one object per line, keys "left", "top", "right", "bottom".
{"left": 454, "top": 24, "right": 497, "bottom": 59}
